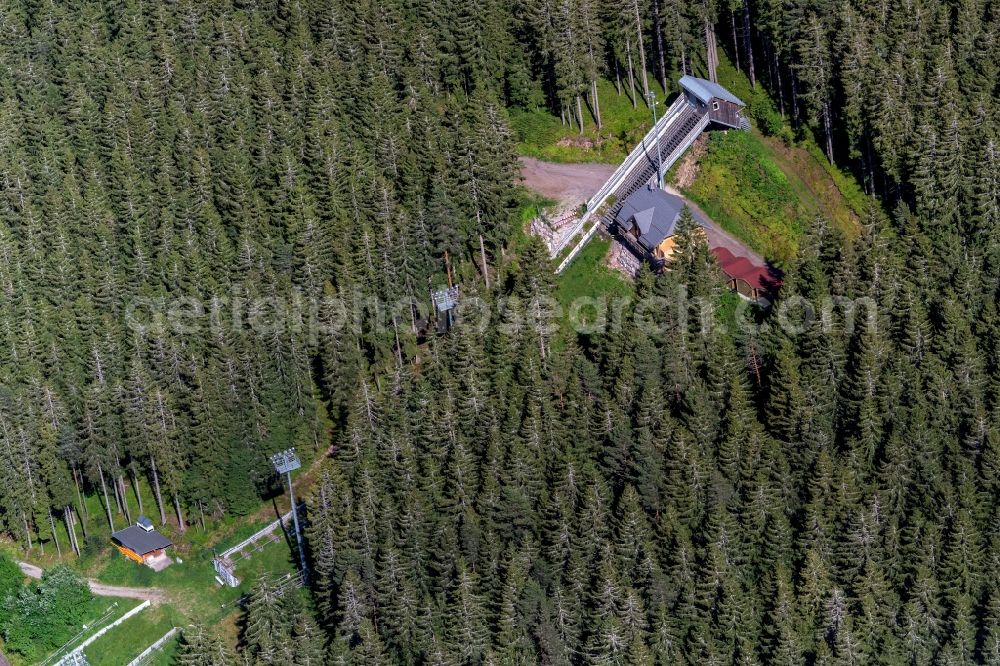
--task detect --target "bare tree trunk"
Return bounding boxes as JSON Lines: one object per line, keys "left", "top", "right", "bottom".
{"left": 764, "top": 40, "right": 773, "bottom": 88}
{"left": 625, "top": 36, "right": 637, "bottom": 108}
{"left": 150, "top": 455, "right": 167, "bottom": 525}
{"left": 479, "top": 232, "right": 490, "bottom": 289}
{"left": 112, "top": 471, "right": 124, "bottom": 514}
{"left": 864, "top": 131, "right": 876, "bottom": 195}
{"left": 743, "top": 0, "right": 756, "bottom": 87}
{"left": 98, "top": 464, "right": 114, "bottom": 530}
{"left": 576, "top": 94, "right": 584, "bottom": 134}
{"left": 790, "top": 67, "right": 800, "bottom": 127}
{"left": 198, "top": 500, "right": 206, "bottom": 531}
{"left": 822, "top": 100, "right": 834, "bottom": 163}
{"left": 66, "top": 507, "right": 80, "bottom": 556}
{"left": 132, "top": 470, "right": 144, "bottom": 515}
{"left": 72, "top": 468, "right": 88, "bottom": 537}
{"left": 49, "top": 508, "right": 62, "bottom": 558}
{"left": 652, "top": 0, "right": 668, "bottom": 90}
{"left": 615, "top": 60, "right": 622, "bottom": 95}
{"left": 173, "top": 494, "right": 186, "bottom": 532}
{"left": 591, "top": 79, "right": 602, "bottom": 130}
{"left": 118, "top": 475, "right": 132, "bottom": 524}
{"left": 705, "top": 20, "right": 718, "bottom": 82}
{"left": 731, "top": 10, "right": 741, "bottom": 72}
{"left": 22, "top": 512, "right": 32, "bottom": 550}
{"left": 631, "top": 0, "right": 650, "bottom": 98}
{"left": 65, "top": 508, "right": 75, "bottom": 555}
{"left": 74, "top": 467, "right": 89, "bottom": 521}
{"left": 773, "top": 46, "right": 785, "bottom": 118}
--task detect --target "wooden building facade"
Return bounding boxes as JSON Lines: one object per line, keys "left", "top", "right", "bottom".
{"left": 612, "top": 186, "right": 691, "bottom": 271}
{"left": 111, "top": 520, "right": 173, "bottom": 567}
{"left": 678, "top": 75, "right": 748, "bottom": 130}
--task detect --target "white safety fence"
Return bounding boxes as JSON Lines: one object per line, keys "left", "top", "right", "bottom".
{"left": 555, "top": 109, "right": 709, "bottom": 274}
{"left": 549, "top": 95, "right": 689, "bottom": 260}
{"left": 126, "top": 627, "right": 180, "bottom": 666}
{"left": 220, "top": 509, "right": 294, "bottom": 560}
{"left": 54, "top": 600, "right": 151, "bottom": 666}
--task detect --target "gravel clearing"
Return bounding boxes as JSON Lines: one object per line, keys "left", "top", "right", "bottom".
{"left": 519, "top": 157, "right": 615, "bottom": 209}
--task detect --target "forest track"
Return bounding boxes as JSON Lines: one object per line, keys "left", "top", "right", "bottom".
{"left": 17, "top": 560, "right": 168, "bottom": 604}
{"left": 660, "top": 184, "right": 767, "bottom": 267}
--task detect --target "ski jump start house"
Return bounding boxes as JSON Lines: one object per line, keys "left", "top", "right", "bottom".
{"left": 111, "top": 516, "right": 173, "bottom": 570}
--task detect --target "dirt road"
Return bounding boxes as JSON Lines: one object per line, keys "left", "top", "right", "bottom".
{"left": 519, "top": 156, "right": 768, "bottom": 270}
{"left": 661, "top": 184, "right": 766, "bottom": 266}
{"left": 519, "top": 157, "right": 615, "bottom": 209}
{"left": 18, "top": 560, "right": 167, "bottom": 603}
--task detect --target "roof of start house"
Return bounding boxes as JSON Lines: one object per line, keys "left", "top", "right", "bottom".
{"left": 616, "top": 186, "right": 687, "bottom": 251}
{"left": 112, "top": 524, "right": 172, "bottom": 556}
{"left": 679, "top": 75, "right": 746, "bottom": 107}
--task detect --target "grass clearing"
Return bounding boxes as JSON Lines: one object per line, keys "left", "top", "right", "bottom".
{"left": 25, "top": 599, "right": 143, "bottom": 666}
{"left": 803, "top": 142, "right": 869, "bottom": 217}
{"left": 514, "top": 55, "right": 865, "bottom": 267}
{"left": 669, "top": 56, "right": 862, "bottom": 265}
{"left": 681, "top": 130, "right": 808, "bottom": 263}
{"left": 551, "top": 235, "right": 632, "bottom": 353}
{"left": 679, "top": 128, "right": 861, "bottom": 265}
{"left": 511, "top": 78, "right": 673, "bottom": 165}
{"left": 84, "top": 603, "right": 183, "bottom": 666}
{"left": 6, "top": 447, "right": 321, "bottom": 661}
{"left": 90, "top": 521, "right": 297, "bottom": 624}
{"left": 556, "top": 236, "right": 631, "bottom": 314}
{"left": 79, "top": 533, "right": 297, "bottom": 663}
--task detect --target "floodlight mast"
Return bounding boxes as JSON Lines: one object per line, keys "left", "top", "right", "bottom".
{"left": 646, "top": 90, "right": 663, "bottom": 188}
{"left": 271, "top": 448, "right": 308, "bottom": 580}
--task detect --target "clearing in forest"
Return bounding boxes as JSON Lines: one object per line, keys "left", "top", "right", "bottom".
{"left": 671, "top": 129, "right": 861, "bottom": 264}
{"left": 514, "top": 57, "right": 865, "bottom": 268}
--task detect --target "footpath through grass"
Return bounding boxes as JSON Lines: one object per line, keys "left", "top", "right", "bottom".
{"left": 77, "top": 531, "right": 298, "bottom": 664}
{"left": 91, "top": 511, "right": 298, "bottom": 620}
{"left": 4, "top": 478, "right": 303, "bottom": 663}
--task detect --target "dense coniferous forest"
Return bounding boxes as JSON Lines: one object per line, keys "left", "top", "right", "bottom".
{"left": 0, "top": 0, "right": 998, "bottom": 663}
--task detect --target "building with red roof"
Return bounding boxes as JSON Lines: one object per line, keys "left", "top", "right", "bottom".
{"left": 711, "top": 247, "right": 781, "bottom": 305}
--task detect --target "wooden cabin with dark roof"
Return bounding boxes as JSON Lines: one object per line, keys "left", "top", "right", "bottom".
{"left": 111, "top": 517, "right": 173, "bottom": 569}
{"left": 612, "top": 186, "right": 697, "bottom": 270}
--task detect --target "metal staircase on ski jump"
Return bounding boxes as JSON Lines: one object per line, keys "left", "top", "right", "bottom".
{"left": 551, "top": 95, "right": 713, "bottom": 274}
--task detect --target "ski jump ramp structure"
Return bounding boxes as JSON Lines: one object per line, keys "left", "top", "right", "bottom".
{"left": 552, "top": 76, "right": 748, "bottom": 274}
